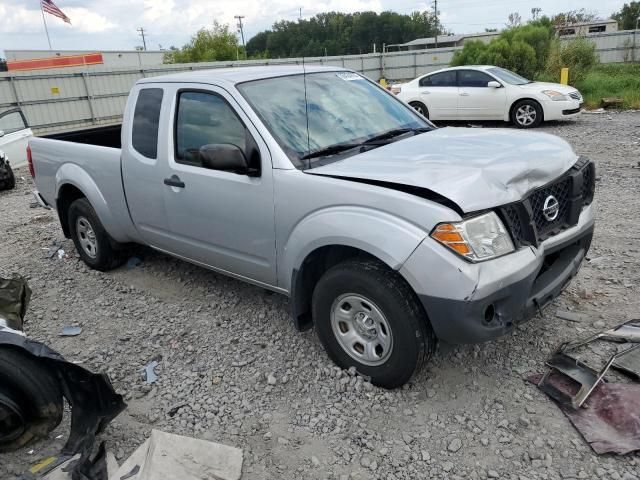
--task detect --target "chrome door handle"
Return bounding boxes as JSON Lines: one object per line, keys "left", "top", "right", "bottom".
{"left": 421, "top": 91, "right": 430, "bottom": 95}
{"left": 459, "top": 92, "right": 470, "bottom": 96}
{"left": 164, "top": 175, "right": 185, "bottom": 188}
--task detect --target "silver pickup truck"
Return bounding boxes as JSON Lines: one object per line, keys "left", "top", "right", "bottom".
{"left": 29, "top": 66, "right": 595, "bottom": 388}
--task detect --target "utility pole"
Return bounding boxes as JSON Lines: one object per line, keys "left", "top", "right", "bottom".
{"left": 234, "top": 15, "right": 246, "bottom": 59}
{"left": 433, "top": 0, "right": 438, "bottom": 49}
{"left": 137, "top": 27, "right": 147, "bottom": 51}
{"left": 299, "top": 8, "right": 302, "bottom": 20}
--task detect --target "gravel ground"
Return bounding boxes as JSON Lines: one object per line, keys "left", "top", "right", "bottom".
{"left": 1, "top": 112, "right": 639, "bottom": 479}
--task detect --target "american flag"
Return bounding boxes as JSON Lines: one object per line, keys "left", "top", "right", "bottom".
{"left": 41, "top": 0, "right": 71, "bottom": 24}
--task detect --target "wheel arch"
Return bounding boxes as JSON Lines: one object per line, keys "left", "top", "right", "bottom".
{"left": 56, "top": 183, "right": 86, "bottom": 238}
{"left": 290, "top": 245, "right": 400, "bottom": 331}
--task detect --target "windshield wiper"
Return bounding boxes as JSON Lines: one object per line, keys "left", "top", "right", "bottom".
{"left": 361, "top": 127, "right": 431, "bottom": 145}
{"left": 300, "top": 142, "right": 360, "bottom": 160}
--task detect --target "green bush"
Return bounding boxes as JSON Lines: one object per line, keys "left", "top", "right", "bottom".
{"left": 451, "top": 23, "right": 554, "bottom": 79}
{"left": 545, "top": 37, "right": 598, "bottom": 85}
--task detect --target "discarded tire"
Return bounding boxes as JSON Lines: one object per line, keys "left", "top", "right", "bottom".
{"left": 0, "top": 347, "right": 63, "bottom": 452}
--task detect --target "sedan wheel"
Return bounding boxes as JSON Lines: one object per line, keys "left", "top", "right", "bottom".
{"left": 409, "top": 102, "right": 429, "bottom": 119}
{"left": 511, "top": 100, "right": 543, "bottom": 128}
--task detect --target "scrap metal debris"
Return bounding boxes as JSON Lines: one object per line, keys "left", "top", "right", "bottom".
{"left": 531, "top": 321, "right": 640, "bottom": 454}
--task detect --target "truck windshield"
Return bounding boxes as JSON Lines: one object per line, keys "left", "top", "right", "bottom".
{"left": 237, "top": 72, "right": 431, "bottom": 168}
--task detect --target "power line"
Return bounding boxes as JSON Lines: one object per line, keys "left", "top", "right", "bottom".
{"left": 137, "top": 27, "right": 147, "bottom": 51}
{"left": 234, "top": 15, "right": 246, "bottom": 59}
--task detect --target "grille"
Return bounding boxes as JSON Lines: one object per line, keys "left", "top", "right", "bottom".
{"left": 529, "top": 177, "right": 572, "bottom": 240}
{"left": 568, "top": 91, "right": 581, "bottom": 100}
{"left": 501, "top": 204, "right": 526, "bottom": 246}
{"left": 499, "top": 158, "right": 594, "bottom": 247}
{"left": 581, "top": 164, "right": 594, "bottom": 204}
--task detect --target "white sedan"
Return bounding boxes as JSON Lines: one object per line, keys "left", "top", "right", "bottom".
{"left": 395, "top": 65, "right": 583, "bottom": 128}
{"left": 0, "top": 108, "right": 33, "bottom": 168}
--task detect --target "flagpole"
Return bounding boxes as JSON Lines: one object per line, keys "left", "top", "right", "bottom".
{"left": 40, "top": 1, "right": 52, "bottom": 49}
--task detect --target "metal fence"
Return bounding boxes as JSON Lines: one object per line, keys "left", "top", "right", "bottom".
{"left": 1, "top": 30, "right": 637, "bottom": 135}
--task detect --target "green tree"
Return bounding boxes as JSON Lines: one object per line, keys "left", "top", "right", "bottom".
{"left": 552, "top": 9, "right": 598, "bottom": 26}
{"left": 164, "top": 22, "right": 239, "bottom": 64}
{"left": 451, "top": 22, "right": 554, "bottom": 78}
{"left": 246, "top": 10, "right": 445, "bottom": 58}
{"left": 612, "top": 2, "right": 640, "bottom": 30}
{"left": 545, "top": 37, "right": 598, "bottom": 84}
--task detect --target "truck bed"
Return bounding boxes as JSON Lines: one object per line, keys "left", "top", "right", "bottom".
{"left": 29, "top": 127, "right": 139, "bottom": 244}
{"left": 44, "top": 124, "right": 122, "bottom": 149}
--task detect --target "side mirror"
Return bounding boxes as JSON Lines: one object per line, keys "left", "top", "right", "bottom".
{"left": 0, "top": 130, "right": 4, "bottom": 138}
{"left": 487, "top": 81, "right": 501, "bottom": 88}
{"left": 199, "top": 144, "right": 249, "bottom": 174}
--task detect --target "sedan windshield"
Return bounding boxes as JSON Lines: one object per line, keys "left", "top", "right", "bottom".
{"left": 487, "top": 67, "right": 531, "bottom": 85}
{"left": 237, "top": 72, "right": 431, "bottom": 168}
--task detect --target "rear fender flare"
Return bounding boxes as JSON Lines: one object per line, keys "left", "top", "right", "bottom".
{"left": 55, "top": 164, "right": 129, "bottom": 242}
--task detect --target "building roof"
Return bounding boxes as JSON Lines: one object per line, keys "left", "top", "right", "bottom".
{"left": 555, "top": 18, "right": 616, "bottom": 27}
{"left": 389, "top": 31, "right": 501, "bottom": 48}
{"left": 137, "top": 65, "right": 347, "bottom": 86}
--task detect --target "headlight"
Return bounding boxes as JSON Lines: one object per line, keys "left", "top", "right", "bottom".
{"left": 541, "top": 90, "right": 569, "bottom": 101}
{"left": 430, "top": 212, "right": 515, "bottom": 262}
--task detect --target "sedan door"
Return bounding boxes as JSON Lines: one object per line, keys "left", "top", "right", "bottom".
{"left": 416, "top": 71, "right": 459, "bottom": 120}
{"left": 0, "top": 109, "right": 33, "bottom": 168}
{"left": 160, "top": 86, "right": 277, "bottom": 287}
{"left": 457, "top": 70, "right": 506, "bottom": 120}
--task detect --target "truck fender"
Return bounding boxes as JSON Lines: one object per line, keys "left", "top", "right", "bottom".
{"left": 55, "top": 164, "right": 130, "bottom": 243}
{"left": 281, "top": 207, "right": 427, "bottom": 329}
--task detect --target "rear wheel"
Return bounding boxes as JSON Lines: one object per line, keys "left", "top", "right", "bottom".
{"left": 68, "top": 198, "right": 125, "bottom": 271}
{"left": 511, "top": 100, "right": 543, "bottom": 128}
{"left": 0, "top": 348, "right": 63, "bottom": 452}
{"left": 409, "top": 101, "right": 429, "bottom": 119}
{"left": 312, "top": 259, "right": 436, "bottom": 388}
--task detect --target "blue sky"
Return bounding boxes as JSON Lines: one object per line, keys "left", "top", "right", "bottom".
{"left": 0, "top": 0, "right": 629, "bottom": 56}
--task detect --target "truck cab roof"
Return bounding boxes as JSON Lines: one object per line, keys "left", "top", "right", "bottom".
{"left": 136, "top": 65, "right": 348, "bottom": 87}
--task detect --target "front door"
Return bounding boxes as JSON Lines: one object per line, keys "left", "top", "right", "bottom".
{"left": 0, "top": 109, "right": 32, "bottom": 168}
{"left": 161, "top": 86, "right": 277, "bottom": 287}
{"left": 457, "top": 70, "right": 506, "bottom": 120}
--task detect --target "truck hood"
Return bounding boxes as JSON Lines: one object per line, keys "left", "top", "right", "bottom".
{"left": 310, "top": 127, "right": 578, "bottom": 213}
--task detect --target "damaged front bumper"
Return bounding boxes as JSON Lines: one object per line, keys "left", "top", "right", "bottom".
{"left": 400, "top": 203, "right": 595, "bottom": 344}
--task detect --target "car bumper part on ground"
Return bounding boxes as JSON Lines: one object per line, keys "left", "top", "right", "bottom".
{"left": 543, "top": 99, "right": 583, "bottom": 120}
{"left": 400, "top": 203, "right": 595, "bottom": 344}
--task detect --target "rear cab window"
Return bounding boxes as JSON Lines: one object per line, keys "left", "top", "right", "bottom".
{"left": 132, "top": 88, "right": 163, "bottom": 159}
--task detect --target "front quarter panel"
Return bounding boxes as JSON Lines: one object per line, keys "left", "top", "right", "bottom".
{"left": 275, "top": 169, "right": 461, "bottom": 292}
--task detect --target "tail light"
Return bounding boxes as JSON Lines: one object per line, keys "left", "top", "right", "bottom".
{"left": 27, "top": 145, "right": 35, "bottom": 178}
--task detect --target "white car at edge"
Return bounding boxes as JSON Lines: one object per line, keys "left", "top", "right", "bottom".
{"left": 395, "top": 65, "right": 583, "bottom": 128}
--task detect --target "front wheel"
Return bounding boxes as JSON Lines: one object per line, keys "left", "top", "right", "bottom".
{"left": 312, "top": 259, "right": 436, "bottom": 388}
{"left": 0, "top": 162, "right": 15, "bottom": 191}
{"left": 511, "top": 100, "right": 543, "bottom": 128}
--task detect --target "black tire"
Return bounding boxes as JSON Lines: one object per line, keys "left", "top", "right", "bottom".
{"left": 0, "top": 162, "right": 15, "bottom": 191}
{"left": 409, "top": 101, "right": 430, "bottom": 119}
{"left": 68, "top": 198, "right": 125, "bottom": 271}
{"left": 510, "top": 99, "right": 543, "bottom": 128}
{"left": 312, "top": 259, "right": 436, "bottom": 389}
{"left": 0, "top": 348, "right": 63, "bottom": 452}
